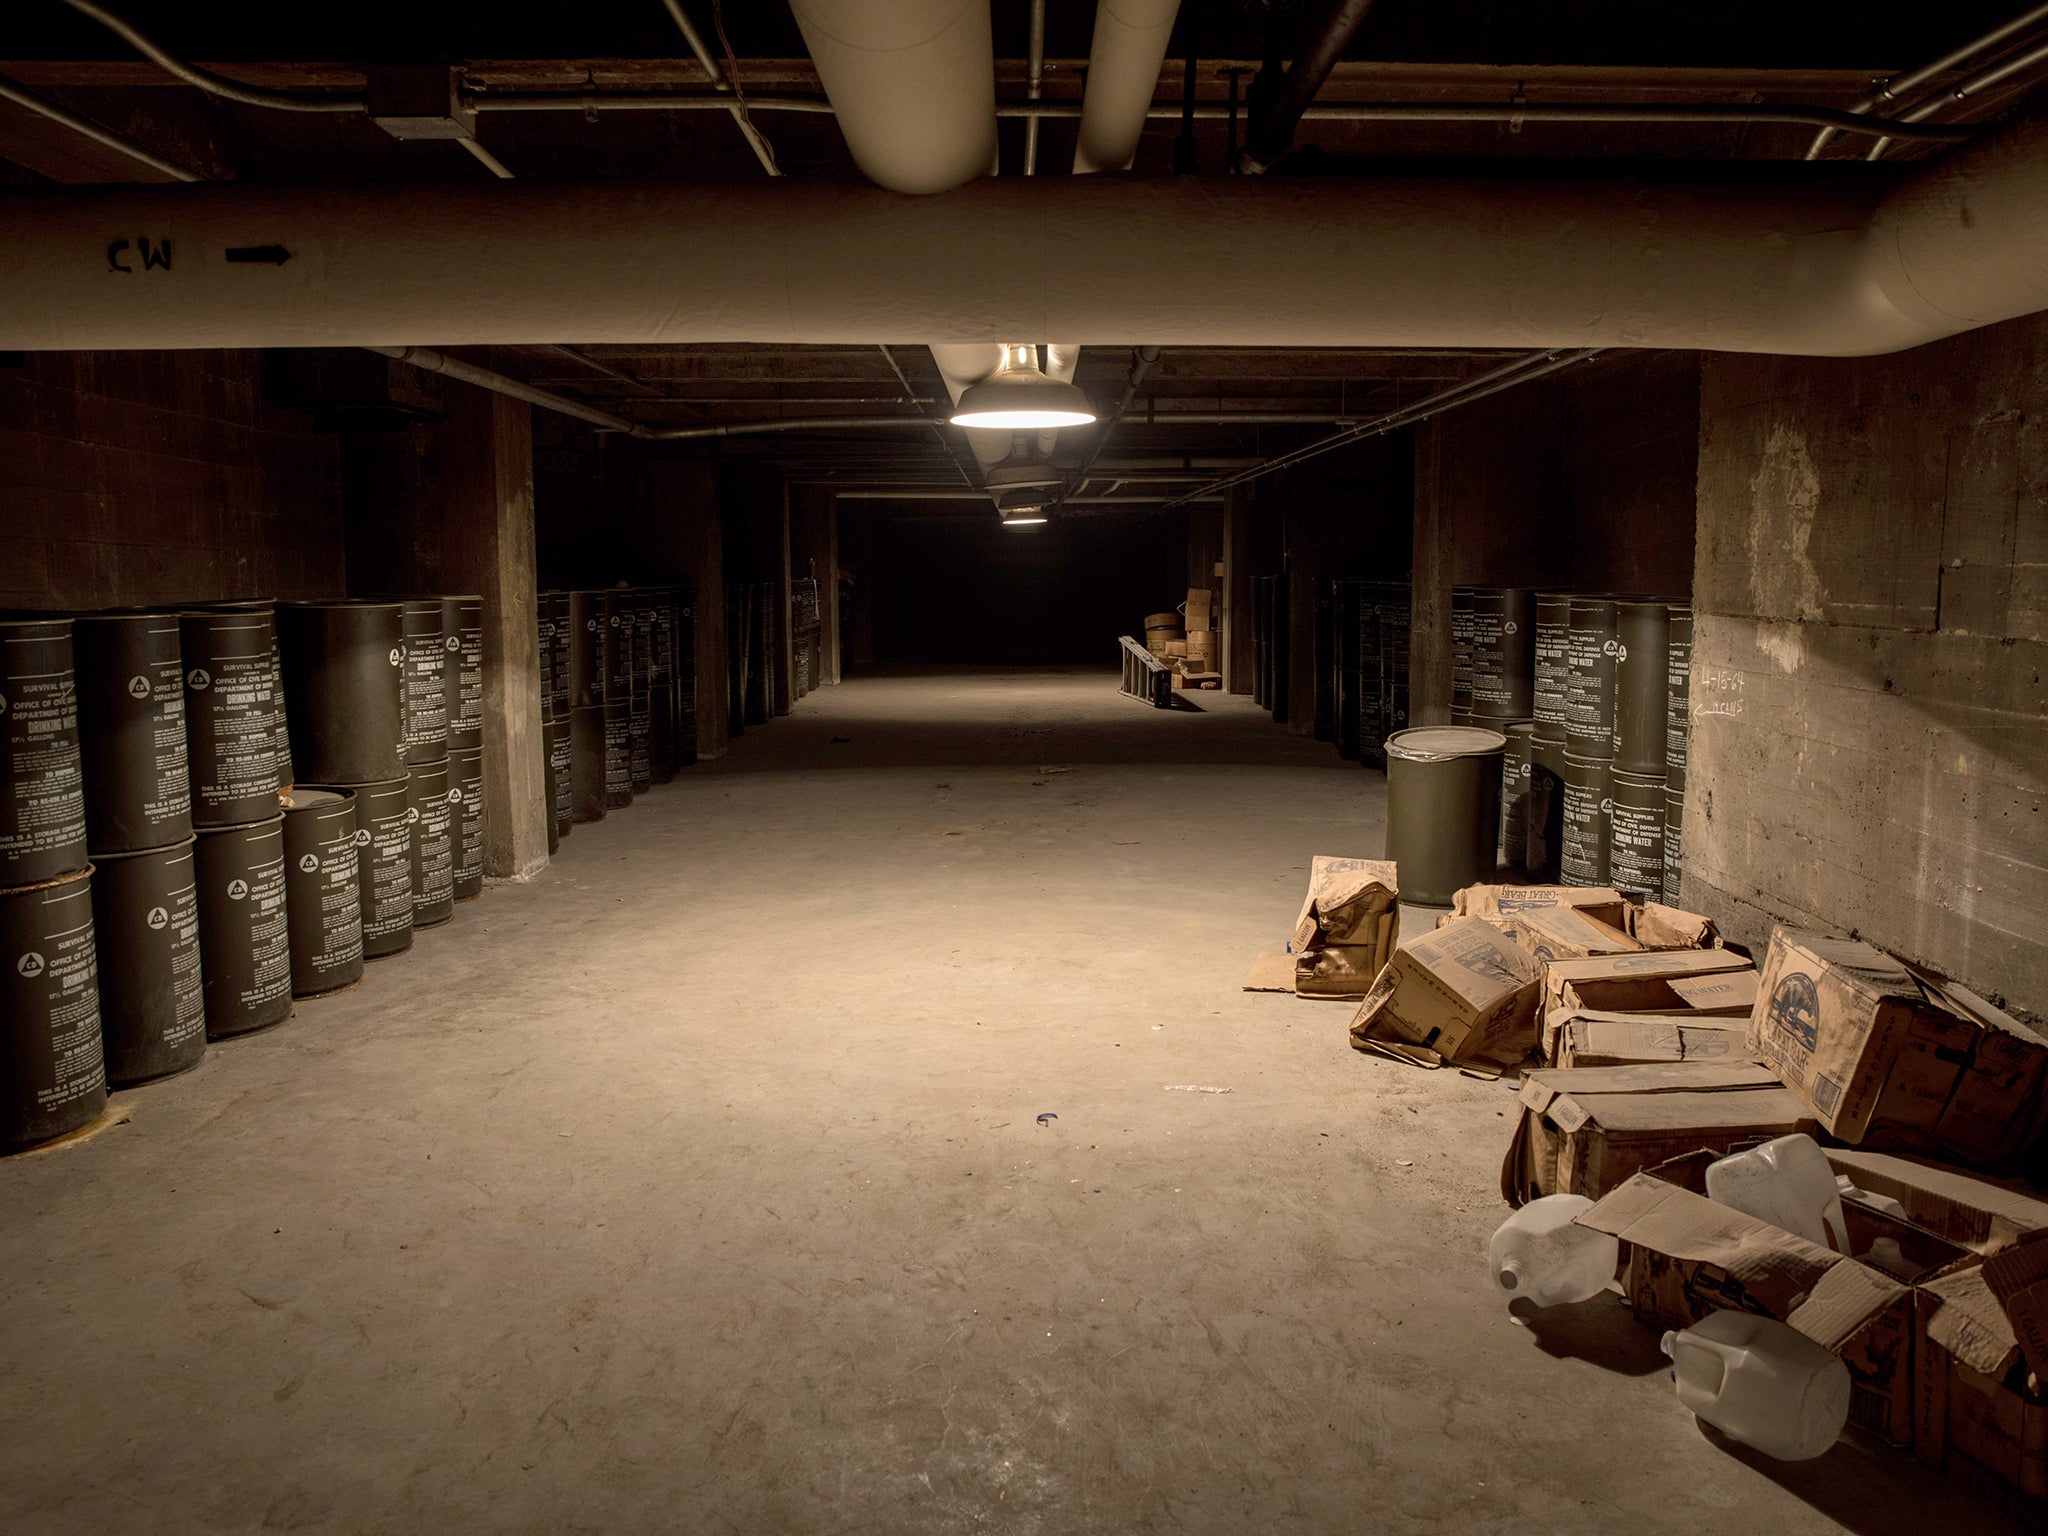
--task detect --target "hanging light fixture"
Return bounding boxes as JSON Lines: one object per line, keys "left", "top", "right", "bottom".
{"left": 951, "top": 345, "right": 1096, "bottom": 430}
{"left": 997, "top": 489, "right": 1049, "bottom": 526}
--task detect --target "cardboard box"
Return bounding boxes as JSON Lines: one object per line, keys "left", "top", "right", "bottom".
{"left": 1348, "top": 916, "right": 1539, "bottom": 1068}
{"left": 1543, "top": 948, "right": 1754, "bottom": 1014}
{"left": 1577, "top": 1172, "right": 1918, "bottom": 1445}
{"left": 1292, "top": 856, "right": 1399, "bottom": 953}
{"left": 1553, "top": 1014, "right": 1752, "bottom": 1069}
{"left": 1749, "top": 928, "right": 2048, "bottom": 1168}
{"left": 1825, "top": 1148, "right": 2048, "bottom": 1257}
{"left": 1914, "top": 1261, "right": 2048, "bottom": 1498}
{"left": 1502, "top": 1061, "right": 1814, "bottom": 1206}
{"left": 1294, "top": 946, "right": 1386, "bottom": 999}
{"left": 1667, "top": 969, "right": 1759, "bottom": 1014}
{"left": 1628, "top": 902, "right": 1719, "bottom": 950}
{"left": 1514, "top": 904, "right": 1642, "bottom": 965}
{"left": 1452, "top": 884, "right": 1630, "bottom": 932}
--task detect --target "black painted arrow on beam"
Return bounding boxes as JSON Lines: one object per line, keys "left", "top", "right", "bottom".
{"left": 224, "top": 245, "right": 292, "bottom": 265}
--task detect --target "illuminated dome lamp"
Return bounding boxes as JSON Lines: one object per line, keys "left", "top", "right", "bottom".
{"left": 951, "top": 345, "right": 1097, "bottom": 430}
{"left": 997, "top": 489, "right": 1050, "bottom": 526}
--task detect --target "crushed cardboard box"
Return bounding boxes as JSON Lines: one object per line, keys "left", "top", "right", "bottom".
{"left": 1542, "top": 948, "right": 1754, "bottom": 1015}
{"left": 1913, "top": 1242, "right": 2048, "bottom": 1499}
{"left": 1825, "top": 1149, "right": 2048, "bottom": 1258}
{"left": 1514, "top": 904, "right": 1642, "bottom": 965}
{"left": 1749, "top": 927, "right": 2048, "bottom": 1169}
{"left": 1628, "top": 902, "right": 1720, "bottom": 950}
{"left": 1551, "top": 1013, "right": 1752, "bottom": 1069}
{"left": 1291, "top": 856, "right": 1399, "bottom": 999}
{"left": 1666, "top": 969, "right": 1759, "bottom": 1013}
{"left": 1576, "top": 1170, "right": 1918, "bottom": 1446}
{"left": 1501, "top": 1060, "right": 1814, "bottom": 1206}
{"left": 1451, "top": 884, "right": 1629, "bottom": 942}
{"left": 1349, "top": 916, "right": 1538, "bottom": 1067}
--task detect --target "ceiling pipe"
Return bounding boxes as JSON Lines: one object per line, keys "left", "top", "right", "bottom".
{"left": 788, "top": 0, "right": 997, "bottom": 194}
{"left": 56, "top": 0, "right": 365, "bottom": 112}
{"left": 1023, "top": 0, "right": 1047, "bottom": 174}
{"left": 0, "top": 75, "right": 203, "bottom": 181}
{"left": 656, "top": 0, "right": 781, "bottom": 175}
{"left": 1073, "top": 1, "right": 1185, "bottom": 172}
{"left": 1865, "top": 32, "right": 2048, "bottom": 159}
{"left": 8, "top": 115, "right": 2047, "bottom": 356}
{"left": 1238, "top": 0, "right": 1379, "bottom": 174}
{"left": 1806, "top": 3, "right": 2048, "bottom": 159}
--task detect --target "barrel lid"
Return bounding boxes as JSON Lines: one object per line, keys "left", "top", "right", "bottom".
{"left": 1386, "top": 726, "right": 1507, "bottom": 761}
{"left": 281, "top": 787, "right": 352, "bottom": 811}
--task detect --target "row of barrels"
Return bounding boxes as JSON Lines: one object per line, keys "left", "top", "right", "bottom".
{"left": 535, "top": 586, "right": 697, "bottom": 849}
{"left": 1453, "top": 587, "right": 1692, "bottom": 905}
{"left": 1332, "top": 581, "right": 1413, "bottom": 766}
{"left": 1, "top": 595, "right": 488, "bottom": 1152}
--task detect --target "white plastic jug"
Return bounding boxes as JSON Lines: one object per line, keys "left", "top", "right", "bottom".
{"left": 1705, "top": 1134, "right": 1850, "bottom": 1252}
{"left": 1661, "top": 1311, "right": 1850, "bottom": 1461}
{"left": 1488, "top": 1194, "right": 1619, "bottom": 1308}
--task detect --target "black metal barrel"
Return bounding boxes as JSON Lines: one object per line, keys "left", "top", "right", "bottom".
{"left": 1663, "top": 787, "right": 1685, "bottom": 908}
{"left": 674, "top": 586, "right": 698, "bottom": 768}
{"left": 1531, "top": 592, "right": 1572, "bottom": 741}
{"left": 546, "top": 591, "right": 572, "bottom": 722}
{"left": 91, "top": 837, "right": 206, "bottom": 1083}
{"left": 73, "top": 611, "right": 192, "bottom": 855}
{"left": 1609, "top": 770, "right": 1666, "bottom": 898}
{"left": 192, "top": 601, "right": 289, "bottom": 791}
{"left": 1527, "top": 733, "right": 1566, "bottom": 883}
{"left": 193, "top": 814, "right": 293, "bottom": 1039}
{"left": 2, "top": 616, "right": 90, "bottom": 886}
{"left": 602, "top": 590, "right": 631, "bottom": 705}
{"left": 1383, "top": 725, "right": 1506, "bottom": 906}
{"left": 602, "top": 700, "right": 632, "bottom": 810}
{"left": 281, "top": 787, "right": 363, "bottom": 997}
{"left": 306, "top": 778, "right": 411, "bottom": 960}
{"left": 276, "top": 601, "right": 406, "bottom": 785}
{"left": 1563, "top": 596, "right": 1619, "bottom": 760}
{"left": 181, "top": 609, "right": 283, "bottom": 828}
{"left": 450, "top": 743, "right": 484, "bottom": 901}
{"left": 568, "top": 707, "right": 607, "bottom": 824}
{"left": 547, "top": 715, "right": 573, "bottom": 840}
{"left": 407, "top": 758, "right": 455, "bottom": 930}
{"left": 1497, "top": 720, "right": 1537, "bottom": 874}
{"left": 1468, "top": 587, "right": 1535, "bottom": 722}
{"left": 1, "top": 868, "right": 106, "bottom": 1150}
{"left": 568, "top": 590, "right": 606, "bottom": 708}
{"left": 649, "top": 586, "right": 677, "bottom": 783}
{"left": 1560, "top": 750, "right": 1612, "bottom": 886}
{"left": 442, "top": 595, "right": 484, "bottom": 752}
{"left": 391, "top": 599, "right": 448, "bottom": 766}
{"left": 1613, "top": 599, "right": 1672, "bottom": 776}
{"left": 1449, "top": 586, "right": 1474, "bottom": 725}
{"left": 628, "top": 592, "right": 653, "bottom": 795}
{"left": 1666, "top": 603, "right": 1693, "bottom": 794}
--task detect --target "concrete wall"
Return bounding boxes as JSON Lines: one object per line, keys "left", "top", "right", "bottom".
{"left": 0, "top": 351, "right": 343, "bottom": 609}
{"left": 1688, "top": 315, "right": 2048, "bottom": 1021}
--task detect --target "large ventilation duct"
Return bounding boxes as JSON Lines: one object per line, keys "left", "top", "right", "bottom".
{"left": 1073, "top": 1, "right": 1184, "bottom": 174}
{"left": 5, "top": 118, "right": 2047, "bottom": 355}
{"left": 788, "top": 0, "right": 996, "bottom": 195}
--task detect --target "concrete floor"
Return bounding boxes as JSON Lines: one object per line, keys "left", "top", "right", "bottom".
{"left": 0, "top": 668, "right": 2026, "bottom": 1534}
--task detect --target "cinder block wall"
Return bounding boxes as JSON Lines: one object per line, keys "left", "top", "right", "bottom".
{"left": 0, "top": 351, "right": 344, "bottom": 609}
{"left": 1689, "top": 315, "right": 2047, "bottom": 1021}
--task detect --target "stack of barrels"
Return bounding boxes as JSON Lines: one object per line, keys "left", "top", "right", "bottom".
{"left": 554, "top": 585, "right": 692, "bottom": 831}
{"left": 3, "top": 585, "right": 499, "bottom": 1153}
{"left": 1485, "top": 589, "right": 1691, "bottom": 902}
{"left": 1450, "top": 587, "right": 1539, "bottom": 873}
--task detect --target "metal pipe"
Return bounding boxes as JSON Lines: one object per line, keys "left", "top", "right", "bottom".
{"left": 466, "top": 88, "right": 1974, "bottom": 141}
{"left": 1806, "top": 3, "right": 2048, "bottom": 158}
{"left": 1166, "top": 350, "right": 1602, "bottom": 507}
{"left": 362, "top": 346, "right": 638, "bottom": 432}
{"left": 57, "top": 0, "right": 365, "bottom": 112}
{"left": 1024, "top": 0, "right": 1047, "bottom": 174}
{"left": 456, "top": 137, "right": 516, "bottom": 179}
{"left": 537, "top": 344, "right": 656, "bottom": 393}
{"left": 0, "top": 75, "right": 203, "bottom": 180}
{"left": 1866, "top": 33, "right": 2048, "bottom": 158}
{"left": 1058, "top": 344, "right": 1161, "bottom": 511}
{"left": 657, "top": 0, "right": 780, "bottom": 174}
{"left": 1073, "top": 1, "right": 1185, "bottom": 173}
{"left": 1238, "top": 0, "right": 1379, "bottom": 174}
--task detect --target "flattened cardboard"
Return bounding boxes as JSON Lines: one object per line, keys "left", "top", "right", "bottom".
{"left": 1513, "top": 905, "right": 1641, "bottom": 965}
{"left": 1502, "top": 1061, "right": 1811, "bottom": 1206}
{"left": 1242, "top": 952, "right": 1298, "bottom": 993}
{"left": 1452, "top": 883, "right": 1628, "bottom": 930}
{"left": 1667, "top": 970, "right": 1759, "bottom": 1013}
{"left": 1629, "top": 902, "right": 1719, "bottom": 951}
{"left": 1750, "top": 927, "right": 2048, "bottom": 1167}
{"left": 1542, "top": 948, "right": 1753, "bottom": 1014}
{"left": 1824, "top": 1148, "right": 2048, "bottom": 1256}
{"left": 1577, "top": 1172, "right": 1916, "bottom": 1445}
{"left": 1349, "top": 916, "right": 1539, "bottom": 1068}
{"left": 1291, "top": 856, "right": 1399, "bottom": 955}
{"left": 1555, "top": 1016, "right": 1751, "bottom": 1069}
{"left": 1540, "top": 1005, "right": 1752, "bottom": 1063}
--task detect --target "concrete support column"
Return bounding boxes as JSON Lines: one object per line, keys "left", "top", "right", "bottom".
{"left": 1409, "top": 418, "right": 1452, "bottom": 727}
{"left": 444, "top": 389, "right": 549, "bottom": 880}
{"left": 791, "top": 485, "right": 841, "bottom": 686}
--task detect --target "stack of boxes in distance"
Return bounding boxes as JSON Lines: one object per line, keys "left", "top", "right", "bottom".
{"left": 1280, "top": 858, "right": 2048, "bottom": 1498}
{"left": 1140, "top": 583, "right": 1221, "bottom": 689}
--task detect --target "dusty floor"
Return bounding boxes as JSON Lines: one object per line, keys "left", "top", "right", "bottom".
{"left": 0, "top": 668, "right": 2025, "bottom": 1534}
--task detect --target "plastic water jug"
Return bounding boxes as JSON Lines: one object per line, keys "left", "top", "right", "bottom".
{"left": 1661, "top": 1311, "right": 1850, "bottom": 1461}
{"left": 1488, "top": 1194, "right": 1619, "bottom": 1308}
{"left": 1705, "top": 1134, "right": 1849, "bottom": 1252}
